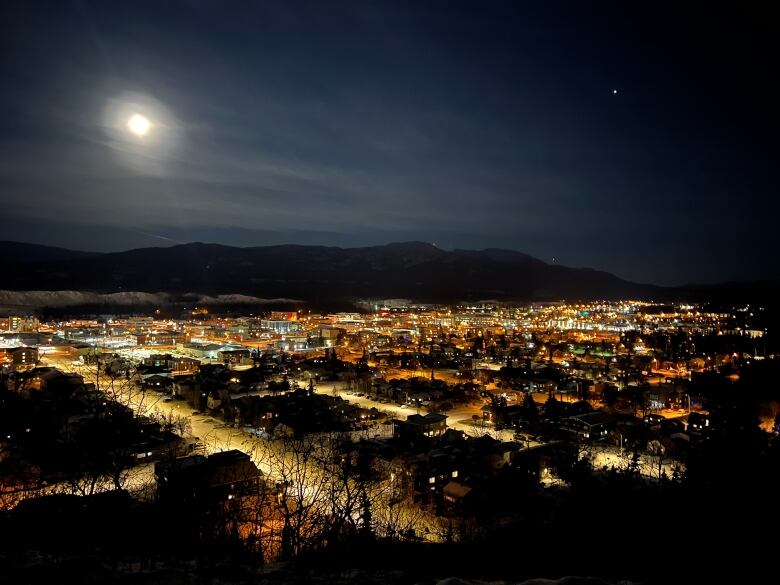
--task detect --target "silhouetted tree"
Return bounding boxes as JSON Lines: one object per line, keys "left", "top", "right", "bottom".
{"left": 521, "top": 391, "right": 539, "bottom": 426}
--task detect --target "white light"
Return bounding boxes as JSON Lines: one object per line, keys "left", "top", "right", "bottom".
{"left": 612, "top": 89, "right": 618, "bottom": 95}
{"left": 127, "top": 113, "right": 152, "bottom": 137}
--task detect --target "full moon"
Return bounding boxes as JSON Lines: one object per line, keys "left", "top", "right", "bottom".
{"left": 127, "top": 113, "right": 152, "bottom": 137}
{"left": 103, "top": 92, "right": 179, "bottom": 174}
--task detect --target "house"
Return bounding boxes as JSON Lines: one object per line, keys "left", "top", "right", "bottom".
{"left": 393, "top": 412, "right": 448, "bottom": 440}
{"left": 442, "top": 481, "right": 473, "bottom": 514}
{"left": 527, "top": 440, "right": 578, "bottom": 479}
{"left": 143, "top": 354, "right": 200, "bottom": 375}
{"left": 231, "top": 389, "right": 370, "bottom": 435}
{"left": 530, "top": 378, "right": 557, "bottom": 394}
{"left": 155, "top": 449, "right": 264, "bottom": 504}
{"left": 395, "top": 450, "right": 460, "bottom": 501}
{"left": 561, "top": 411, "right": 614, "bottom": 441}
{"left": 142, "top": 373, "right": 174, "bottom": 391}
{"left": 687, "top": 412, "right": 711, "bottom": 433}
{"left": 129, "top": 421, "right": 190, "bottom": 462}
{"left": 173, "top": 377, "right": 208, "bottom": 410}
{"left": 15, "top": 367, "right": 86, "bottom": 396}
{"left": 488, "top": 441, "right": 523, "bottom": 470}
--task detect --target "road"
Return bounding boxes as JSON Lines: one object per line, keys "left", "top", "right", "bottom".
{"left": 37, "top": 355, "right": 681, "bottom": 533}
{"left": 310, "top": 381, "right": 517, "bottom": 440}
{"left": 37, "top": 355, "right": 449, "bottom": 540}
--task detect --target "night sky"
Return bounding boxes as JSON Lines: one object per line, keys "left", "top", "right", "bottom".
{"left": 1, "top": 1, "right": 777, "bottom": 285}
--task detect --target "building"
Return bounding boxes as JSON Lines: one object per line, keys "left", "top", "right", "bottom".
{"left": 2, "top": 316, "right": 39, "bottom": 333}
{"left": 136, "top": 331, "right": 179, "bottom": 346}
{"left": 561, "top": 411, "right": 613, "bottom": 441}
{"left": 261, "top": 319, "right": 300, "bottom": 334}
{"left": 394, "top": 412, "right": 448, "bottom": 440}
{"left": 177, "top": 342, "right": 224, "bottom": 360}
{"left": 0, "top": 346, "right": 38, "bottom": 370}
{"left": 143, "top": 354, "right": 200, "bottom": 375}
{"left": 274, "top": 336, "right": 309, "bottom": 352}
{"left": 155, "top": 449, "right": 264, "bottom": 504}
{"left": 218, "top": 348, "right": 251, "bottom": 365}
{"left": 14, "top": 367, "right": 87, "bottom": 395}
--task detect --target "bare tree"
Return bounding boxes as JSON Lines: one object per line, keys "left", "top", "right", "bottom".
{"left": 369, "top": 459, "right": 431, "bottom": 541}
{"left": 247, "top": 432, "right": 374, "bottom": 559}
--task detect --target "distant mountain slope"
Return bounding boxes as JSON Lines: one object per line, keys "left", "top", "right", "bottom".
{"left": 0, "top": 241, "right": 667, "bottom": 301}
{"left": 0, "top": 241, "right": 99, "bottom": 263}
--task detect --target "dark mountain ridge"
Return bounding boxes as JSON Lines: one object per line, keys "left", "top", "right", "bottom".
{"left": 1, "top": 240, "right": 774, "bottom": 303}
{"left": 0, "top": 241, "right": 662, "bottom": 302}
{"left": 0, "top": 241, "right": 98, "bottom": 263}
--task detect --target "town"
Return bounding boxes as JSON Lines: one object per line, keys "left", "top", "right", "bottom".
{"left": 1, "top": 300, "right": 777, "bottom": 578}
{"left": 4, "top": 1, "right": 779, "bottom": 582}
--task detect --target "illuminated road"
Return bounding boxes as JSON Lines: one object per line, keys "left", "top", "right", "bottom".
{"left": 312, "top": 381, "right": 517, "bottom": 440}
{"left": 38, "top": 355, "right": 447, "bottom": 540}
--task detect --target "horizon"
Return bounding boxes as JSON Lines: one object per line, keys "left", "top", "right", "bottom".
{"left": 3, "top": 237, "right": 776, "bottom": 289}
{"left": 3, "top": 2, "right": 779, "bottom": 286}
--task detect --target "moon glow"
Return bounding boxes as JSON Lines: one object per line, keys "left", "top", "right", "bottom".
{"left": 102, "top": 92, "right": 179, "bottom": 175}
{"left": 127, "top": 113, "right": 152, "bottom": 137}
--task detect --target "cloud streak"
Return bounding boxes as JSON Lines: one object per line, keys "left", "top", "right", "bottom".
{"left": 1, "top": 2, "right": 778, "bottom": 284}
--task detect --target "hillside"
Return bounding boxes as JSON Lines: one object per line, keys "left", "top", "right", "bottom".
{"left": 0, "top": 241, "right": 664, "bottom": 302}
